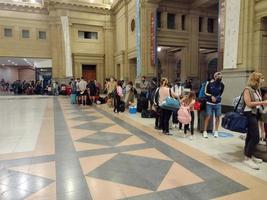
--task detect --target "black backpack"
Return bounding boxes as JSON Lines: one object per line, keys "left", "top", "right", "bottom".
{"left": 153, "top": 87, "right": 160, "bottom": 106}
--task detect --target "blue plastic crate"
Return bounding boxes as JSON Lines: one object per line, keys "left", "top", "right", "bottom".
{"left": 129, "top": 106, "right": 137, "bottom": 114}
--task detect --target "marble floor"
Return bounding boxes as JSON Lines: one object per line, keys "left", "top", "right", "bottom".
{"left": 0, "top": 96, "right": 267, "bottom": 200}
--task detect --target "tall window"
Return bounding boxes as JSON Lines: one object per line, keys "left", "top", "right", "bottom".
{"left": 4, "top": 28, "right": 12, "bottom": 37}
{"left": 182, "top": 15, "right": 186, "bottom": 30}
{"left": 157, "top": 11, "right": 161, "bottom": 28}
{"left": 78, "top": 31, "right": 98, "bottom": 39}
{"left": 22, "top": 30, "right": 30, "bottom": 38}
{"left": 199, "top": 17, "right": 203, "bottom": 32}
{"left": 208, "top": 18, "right": 214, "bottom": 33}
{"left": 167, "top": 13, "right": 175, "bottom": 29}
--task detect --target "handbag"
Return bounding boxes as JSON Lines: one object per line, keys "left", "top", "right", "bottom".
{"left": 160, "top": 96, "right": 180, "bottom": 111}
{"left": 194, "top": 101, "right": 201, "bottom": 111}
{"left": 221, "top": 92, "right": 248, "bottom": 133}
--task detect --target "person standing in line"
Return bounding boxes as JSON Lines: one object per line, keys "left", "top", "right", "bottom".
{"left": 203, "top": 72, "right": 224, "bottom": 138}
{"left": 158, "top": 78, "right": 176, "bottom": 135}
{"left": 180, "top": 91, "right": 196, "bottom": 140}
{"left": 171, "top": 80, "right": 183, "bottom": 128}
{"left": 243, "top": 72, "right": 267, "bottom": 170}
{"left": 124, "top": 81, "right": 135, "bottom": 108}
{"left": 78, "top": 77, "right": 87, "bottom": 106}
{"left": 114, "top": 80, "right": 123, "bottom": 113}
{"left": 76, "top": 78, "right": 81, "bottom": 104}
{"left": 140, "top": 76, "right": 149, "bottom": 98}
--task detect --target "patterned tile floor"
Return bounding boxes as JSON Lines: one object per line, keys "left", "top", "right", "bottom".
{"left": 0, "top": 96, "right": 266, "bottom": 200}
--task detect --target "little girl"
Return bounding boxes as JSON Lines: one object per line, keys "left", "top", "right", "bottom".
{"left": 178, "top": 91, "right": 196, "bottom": 140}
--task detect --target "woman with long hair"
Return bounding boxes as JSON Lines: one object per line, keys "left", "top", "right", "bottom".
{"left": 159, "top": 78, "right": 176, "bottom": 135}
{"left": 243, "top": 72, "right": 267, "bottom": 170}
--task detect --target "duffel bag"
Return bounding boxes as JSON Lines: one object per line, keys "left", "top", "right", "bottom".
{"left": 221, "top": 112, "right": 248, "bottom": 133}
{"left": 160, "top": 97, "right": 180, "bottom": 111}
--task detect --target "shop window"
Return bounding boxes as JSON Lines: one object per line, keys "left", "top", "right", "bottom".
{"left": 157, "top": 11, "right": 161, "bottom": 28}
{"left": 4, "top": 28, "right": 12, "bottom": 37}
{"left": 78, "top": 31, "right": 98, "bottom": 39}
{"left": 167, "top": 13, "right": 175, "bottom": 29}
{"left": 182, "top": 15, "right": 186, "bottom": 30}
{"left": 199, "top": 17, "right": 203, "bottom": 32}
{"left": 39, "top": 31, "right": 46, "bottom": 40}
{"left": 22, "top": 30, "right": 30, "bottom": 38}
{"left": 208, "top": 18, "right": 214, "bottom": 33}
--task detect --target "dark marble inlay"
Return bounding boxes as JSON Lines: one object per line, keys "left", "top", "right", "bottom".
{"left": 88, "top": 153, "right": 173, "bottom": 191}
{"left": 77, "top": 131, "right": 131, "bottom": 146}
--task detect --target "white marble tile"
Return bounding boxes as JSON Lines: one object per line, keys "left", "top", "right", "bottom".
{"left": 0, "top": 96, "right": 48, "bottom": 154}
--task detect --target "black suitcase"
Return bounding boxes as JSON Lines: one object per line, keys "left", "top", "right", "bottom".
{"left": 137, "top": 97, "right": 149, "bottom": 112}
{"left": 118, "top": 101, "right": 125, "bottom": 112}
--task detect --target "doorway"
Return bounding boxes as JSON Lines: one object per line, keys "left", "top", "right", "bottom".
{"left": 82, "top": 65, "right": 96, "bottom": 82}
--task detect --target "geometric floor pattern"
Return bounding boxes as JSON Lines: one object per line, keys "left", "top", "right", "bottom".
{"left": 77, "top": 132, "right": 131, "bottom": 146}
{"left": 0, "top": 96, "right": 267, "bottom": 199}
{"left": 0, "top": 169, "right": 54, "bottom": 200}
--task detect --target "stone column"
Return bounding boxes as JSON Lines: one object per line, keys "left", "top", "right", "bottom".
{"left": 104, "top": 26, "right": 115, "bottom": 78}
{"left": 188, "top": 13, "right": 199, "bottom": 77}
{"left": 50, "top": 21, "right": 65, "bottom": 79}
{"left": 161, "top": 12, "right": 167, "bottom": 30}
{"left": 223, "top": 0, "right": 241, "bottom": 69}
{"left": 140, "top": 2, "right": 158, "bottom": 77}
{"left": 60, "top": 16, "right": 73, "bottom": 78}
{"left": 175, "top": 14, "right": 181, "bottom": 31}
{"left": 203, "top": 17, "right": 208, "bottom": 33}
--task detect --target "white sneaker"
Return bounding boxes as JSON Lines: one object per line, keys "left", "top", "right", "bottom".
{"left": 172, "top": 124, "right": 177, "bottom": 129}
{"left": 252, "top": 156, "right": 263, "bottom": 164}
{"left": 214, "top": 131, "right": 219, "bottom": 138}
{"left": 243, "top": 159, "right": 260, "bottom": 170}
{"left": 183, "top": 134, "right": 187, "bottom": 138}
{"left": 203, "top": 131, "right": 208, "bottom": 138}
{"left": 259, "top": 140, "right": 266, "bottom": 145}
{"left": 189, "top": 135, "right": 193, "bottom": 140}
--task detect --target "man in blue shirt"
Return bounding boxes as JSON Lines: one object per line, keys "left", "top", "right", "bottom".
{"left": 203, "top": 72, "right": 225, "bottom": 138}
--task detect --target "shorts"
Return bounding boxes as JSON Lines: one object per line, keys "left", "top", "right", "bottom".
{"left": 80, "top": 90, "right": 87, "bottom": 96}
{"left": 206, "top": 103, "right": 221, "bottom": 117}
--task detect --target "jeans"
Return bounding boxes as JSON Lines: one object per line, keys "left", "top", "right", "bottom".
{"left": 244, "top": 112, "right": 260, "bottom": 158}
{"left": 160, "top": 108, "right": 172, "bottom": 133}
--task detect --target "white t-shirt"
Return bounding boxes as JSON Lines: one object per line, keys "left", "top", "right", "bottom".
{"left": 78, "top": 80, "right": 87, "bottom": 92}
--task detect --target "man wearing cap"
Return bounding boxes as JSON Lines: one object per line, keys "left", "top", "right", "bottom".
{"left": 203, "top": 72, "right": 224, "bottom": 138}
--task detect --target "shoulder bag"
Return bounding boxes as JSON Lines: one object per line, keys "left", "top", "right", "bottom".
{"left": 221, "top": 92, "right": 248, "bottom": 133}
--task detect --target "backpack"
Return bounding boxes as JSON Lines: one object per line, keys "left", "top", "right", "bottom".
{"left": 153, "top": 87, "right": 160, "bottom": 106}
{"left": 178, "top": 106, "right": 191, "bottom": 124}
{"left": 198, "top": 81, "right": 207, "bottom": 98}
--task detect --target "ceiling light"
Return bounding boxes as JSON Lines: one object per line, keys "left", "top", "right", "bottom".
{"left": 157, "top": 47, "right": 162, "bottom": 52}
{"left": 8, "top": 60, "right": 11, "bottom": 62}
{"left": 24, "top": 58, "right": 27, "bottom": 61}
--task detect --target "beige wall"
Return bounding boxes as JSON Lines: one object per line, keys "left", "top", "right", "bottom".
{"left": 19, "top": 69, "right": 35, "bottom": 81}
{"left": 0, "top": 9, "right": 51, "bottom": 58}
{"left": 0, "top": 67, "right": 18, "bottom": 82}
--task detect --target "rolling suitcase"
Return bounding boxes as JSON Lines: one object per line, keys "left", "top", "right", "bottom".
{"left": 71, "top": 94, "right": 77, "bottom": 104}
{"left": 137, "top": 97, "right": 149, "bottom": 112}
